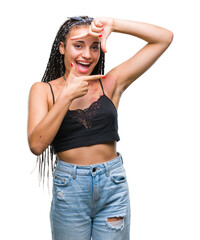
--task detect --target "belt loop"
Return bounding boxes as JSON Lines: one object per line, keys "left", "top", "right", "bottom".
{"left": 73, "top": 165, "right": 77, "bottom": 179}
{"left": 103, "top": 162, "right": 109, "bottom": 177}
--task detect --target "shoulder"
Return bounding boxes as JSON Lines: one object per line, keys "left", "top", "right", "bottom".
{"left": 28, "top": 82, "right": 50, "bottom": 103}
{"left": 30, "top": 82, "right": 49, "bottom": 91}
{"left": 29, "top": 82, "right": 51, "bottom": 97}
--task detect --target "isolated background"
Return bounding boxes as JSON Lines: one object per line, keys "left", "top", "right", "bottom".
{"left": 0, "top": 0, "right": 200, "bottom": 239}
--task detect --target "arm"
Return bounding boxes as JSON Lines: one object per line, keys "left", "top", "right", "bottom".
{"left": 27, "top": 82, "right": 73, "bottom": 156}
{"left": 27, "top": 66, "right": 105, "bottom": 156}
{"left": 107, "top": 18, "right": 174, "bottom": 94}
{"left": 71, "top": 17, "right": 173, "bottom": 95}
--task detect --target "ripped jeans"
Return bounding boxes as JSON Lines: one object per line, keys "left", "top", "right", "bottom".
{"left": 50, "top": 152, "right": 131, "bottom": 240}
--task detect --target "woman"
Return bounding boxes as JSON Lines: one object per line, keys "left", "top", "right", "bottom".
{"left": 27, "top": 16, "right": 173, "bottom": 240}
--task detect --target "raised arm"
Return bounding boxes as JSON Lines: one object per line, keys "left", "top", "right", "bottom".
{"left": 71, "top": 17, "right": 173, "bottom": 95}
{"left": 107, "top": 18, "right": 173, "bottom": 93}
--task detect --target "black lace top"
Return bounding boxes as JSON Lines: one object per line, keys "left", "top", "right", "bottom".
{"left": 47, "top": 79, "right": 120, "bottom": 153}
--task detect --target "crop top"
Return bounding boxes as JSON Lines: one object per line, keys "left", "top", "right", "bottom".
{"left": 47, "top": 79, "right": 120, "bottom": 153}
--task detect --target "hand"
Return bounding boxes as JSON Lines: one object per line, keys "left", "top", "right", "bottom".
{"left": 70, "top": 17, "right": 114, "bottom": 53}
{"left": 63, "top": 63, "right": 105, "bottom": 100}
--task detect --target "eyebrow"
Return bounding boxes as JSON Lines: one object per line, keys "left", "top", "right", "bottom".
{"left": 74, "top": 40, "right": 100, "bottom": 44}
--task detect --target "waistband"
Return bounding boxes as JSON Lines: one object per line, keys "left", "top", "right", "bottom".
{"left": 55, "top": 152, "right": 123, "bottom": 179}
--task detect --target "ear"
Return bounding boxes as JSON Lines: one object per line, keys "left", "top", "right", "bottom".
{"left": 59, "top": 41, "right": 65, "bottom": 55}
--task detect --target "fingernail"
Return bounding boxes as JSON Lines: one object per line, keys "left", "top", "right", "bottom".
{"left": 102, "top": 28, "right": 104, "bottom": 31}
{"left": 102, "top": 76, "right": 106, "bottom": 79}
{"left": 99, "top": 34, "right": 102, "bottom": 38}
{"left": 71, "top": 62, "right": 74, "bottom": 67}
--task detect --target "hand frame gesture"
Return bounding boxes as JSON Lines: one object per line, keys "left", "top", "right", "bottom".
{"left": 70, "top": 17, "right": 114, "bottom": 53}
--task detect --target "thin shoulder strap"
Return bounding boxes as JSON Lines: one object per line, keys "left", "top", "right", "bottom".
{"left": 98, "top": 79, "right": 105, "bottom": 95}
{"left": 47, "top": 82, "right": 55, "bottom": 105}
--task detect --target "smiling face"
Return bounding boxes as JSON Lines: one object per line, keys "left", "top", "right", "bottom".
{"left": 59, "top": 25, "right": 101, "bottom": 77}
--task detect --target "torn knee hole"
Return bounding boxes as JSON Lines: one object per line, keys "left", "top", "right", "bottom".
{"left": 107, "top": 216, "right": 124, "bottom": 222}
{"left": 106, "top": 216, "right": 125, "bottom": 231}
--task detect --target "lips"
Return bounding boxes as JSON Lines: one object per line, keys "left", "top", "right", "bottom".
{"left": 75, "top": 61, "right": 92, "bottom": 74}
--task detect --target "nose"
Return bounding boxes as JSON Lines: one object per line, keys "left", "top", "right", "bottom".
{"left": 82, "top": 47, "right": 92, "bottom": 59}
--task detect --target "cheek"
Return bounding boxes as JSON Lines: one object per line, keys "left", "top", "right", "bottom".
{"left": 65, "top": 45, "right": 79, "bottom": 59}
{"left": 67, "top": 50, "right": 78, "bottom": 60}
{"left": 93, "top": 51, "right": 100, "bottom": 64}
{"left": 64, "top": 51, "right": 79, "bottom": 69}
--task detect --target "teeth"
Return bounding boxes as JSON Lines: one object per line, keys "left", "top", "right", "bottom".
{"left": 77, "top": 62, "right": 91, "bottom": 65}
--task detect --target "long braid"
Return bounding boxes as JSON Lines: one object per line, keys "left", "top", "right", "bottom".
{"left": 36, "top": 16, "right": 105, "bottom": 187}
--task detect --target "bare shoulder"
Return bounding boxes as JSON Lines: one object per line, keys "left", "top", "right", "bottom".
{"left": 28, "top": 82, "right": 50, "bottom": 112}
{"left": 29, "top": 81, "right": 49, "bottom": 93}
{"left": 29, "top": 78, "right": 63, "bottom": 108}
{"left": 29, "top": 82, "right": 50, "bottom": 101}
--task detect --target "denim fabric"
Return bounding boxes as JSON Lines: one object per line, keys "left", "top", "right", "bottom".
{"left": 50, "top": 152, "right": 131, "bottom": 240}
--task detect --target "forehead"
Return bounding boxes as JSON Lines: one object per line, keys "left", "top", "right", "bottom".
{"left": 67, "top": 25, "right": 100, "bottom": 43}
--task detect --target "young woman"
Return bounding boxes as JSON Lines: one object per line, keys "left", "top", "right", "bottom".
{"left": 27, "top": 16, "right": 173, "bottom": 240}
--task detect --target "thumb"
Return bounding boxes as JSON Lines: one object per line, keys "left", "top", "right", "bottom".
{"left": 69, "top": 62, "right": 76, "bottom": 75}
{"left": 100, "top": 38, "right": 107, "bottom": 53}
{"left": 64, "top": 62, "right": 76, "bottom": 86}
{"left": 68, "top": 62, "right": 76, "bottom": 79}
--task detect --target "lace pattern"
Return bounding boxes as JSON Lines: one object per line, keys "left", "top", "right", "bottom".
{"left": 67, "top": 95, "right": 103, "bottom": 129}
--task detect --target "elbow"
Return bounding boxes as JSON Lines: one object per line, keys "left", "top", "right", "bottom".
{"left": 28, "top": 132, "right": 51, "bottom": 156}
{"left": 29, "top": 145, "right": 43, "bottom": 156}
{"left": 28, "top": 140, "right": 45, "bottom": 156}
{"left": 163, "top": 30, "right": 174, "bottom": 46}
{"left": 167, "top": 30, "right": 174, "bottom": 44}
{"left": 158, "top": 30, "right": 174, "bottom": 51}
{"left": 156, "top": 28, "right": 174, "bottom": 46}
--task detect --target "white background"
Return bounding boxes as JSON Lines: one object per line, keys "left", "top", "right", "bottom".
{"left": 0, "top": 0, "right": 200, "bottom": 239}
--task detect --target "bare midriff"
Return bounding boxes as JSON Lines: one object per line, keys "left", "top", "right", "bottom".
{"left": 56, "top": 141, "right": 118, "bottom": 165}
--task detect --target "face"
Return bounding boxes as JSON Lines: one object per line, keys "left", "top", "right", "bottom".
{"left": 59, "top": 25, "right": 101, "bottom": 77}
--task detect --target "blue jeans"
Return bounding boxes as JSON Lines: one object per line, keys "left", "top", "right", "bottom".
{"left": 50, "top": 152, "right": 131, "bottom": 240}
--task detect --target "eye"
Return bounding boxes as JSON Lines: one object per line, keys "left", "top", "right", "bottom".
{"left": 74, "top": 44, "right": 82, "bottom": 49}
{"left": 91, "top": 45, "right": 99, "bottom": 51}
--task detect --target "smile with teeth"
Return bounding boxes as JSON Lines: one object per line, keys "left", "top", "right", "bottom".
{"left": 75, "top": 61, "right": 92, "bottom": 73}
{"left": 76, "top": 61, "right": 91, "bottom": 66}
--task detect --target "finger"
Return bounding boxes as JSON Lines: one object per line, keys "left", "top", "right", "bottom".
{"left": 70, "top": 32, "right": 89, "bottom": 40}
{"left": 81, "top": 75, "right": 106, "bottom": 81}
{"left": 67, "top": 62, "right": 76, "bottom": 79}
{"left": 70, "top": 31, "right": 100, "bottom": 40}
{"left": 100, "top": 38, "right": 107, "bottom": 53}
{"left": 93, "top": 18, "right": 103, "bottom": 27}
{"left": 91, "top": 22, "right": 103, "bottom": 33}
{"left": 71, "top": 28, "right": 103, "bottom": 40}
{"left": 90, "top": 31, "right": 103, "bottom": 38}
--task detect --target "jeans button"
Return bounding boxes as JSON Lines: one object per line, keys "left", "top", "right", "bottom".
{"left": 92, "top": 167, "right": 96, "bottom": 172}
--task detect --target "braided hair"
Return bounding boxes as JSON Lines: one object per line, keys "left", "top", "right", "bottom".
{"left": 35, "top": 16, "right": 105, "bottom": 187}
